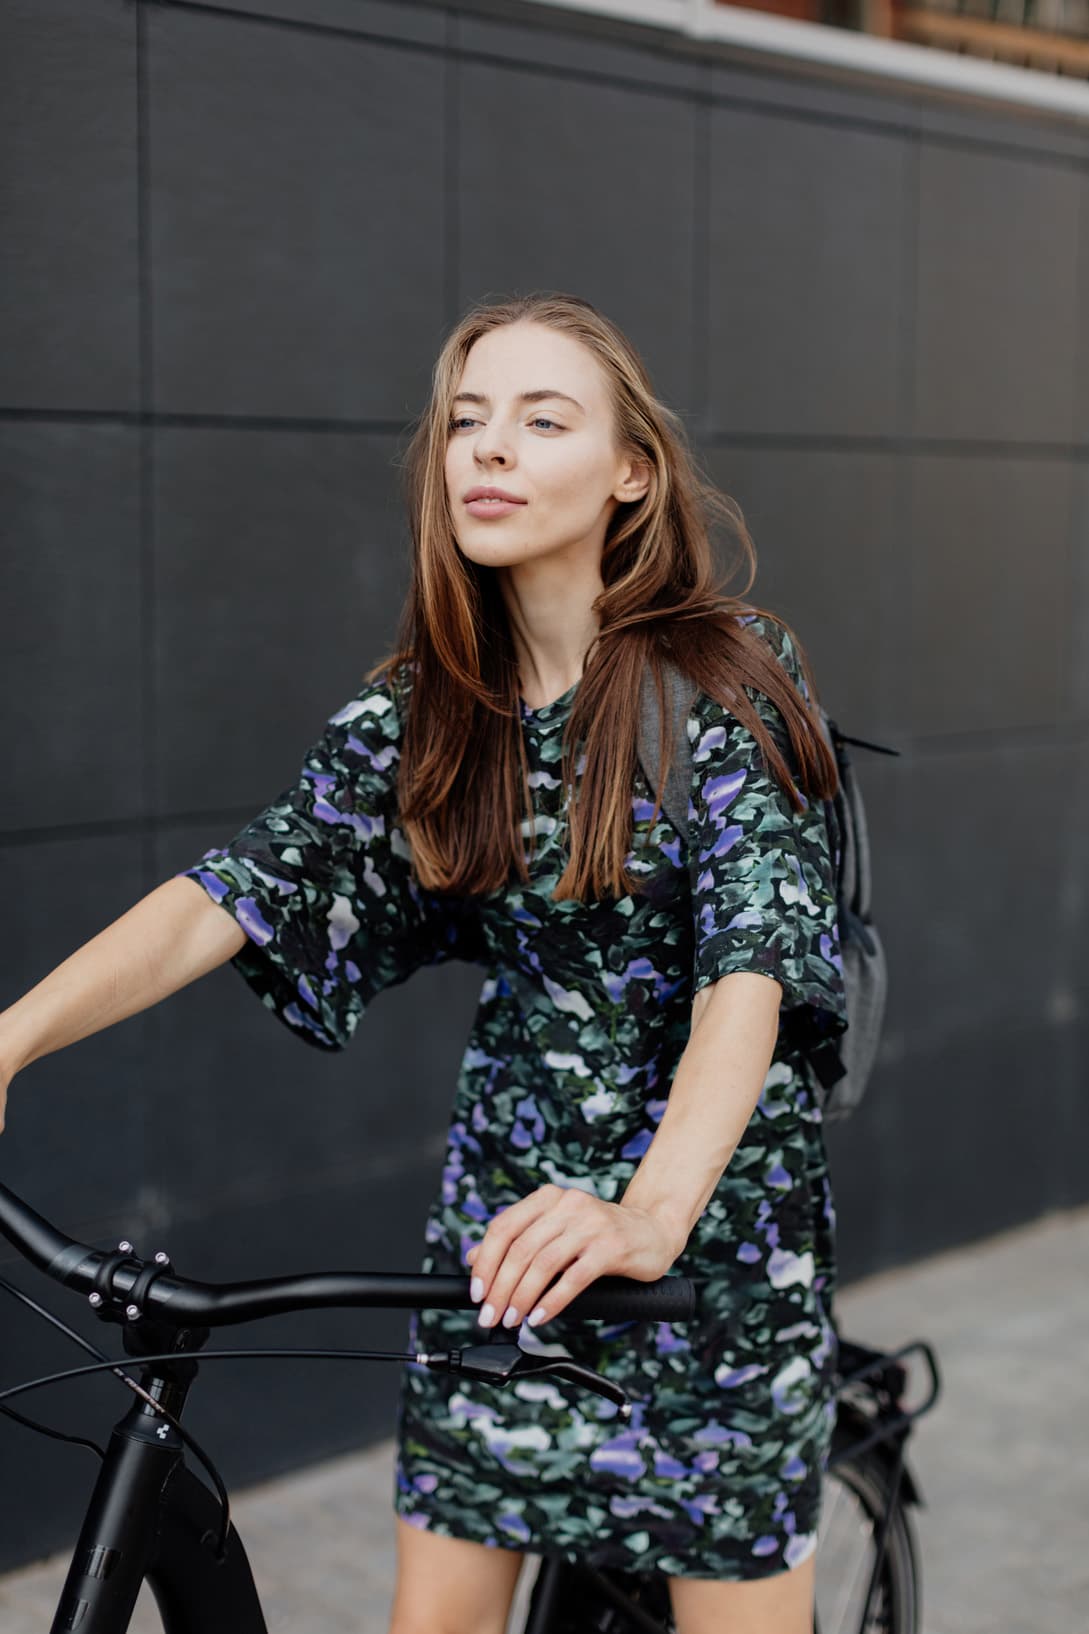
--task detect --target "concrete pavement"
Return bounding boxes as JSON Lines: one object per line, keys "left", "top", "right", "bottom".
{"left": 3, "top": 1204, "right": 1087, "bottom": 1633}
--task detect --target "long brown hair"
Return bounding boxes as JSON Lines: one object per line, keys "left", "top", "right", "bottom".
{"left": 366, "top": 291, "right": 837, "bottom": 903}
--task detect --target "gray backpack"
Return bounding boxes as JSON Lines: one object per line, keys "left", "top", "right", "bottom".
{"left": 636, "top": 659, "right": 898, "bottom": 1120}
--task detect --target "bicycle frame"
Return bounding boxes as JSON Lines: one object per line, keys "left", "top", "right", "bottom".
{"left": 50, "top": 1398, "right": 267, "bottom": 1634}
{"left": 523, "top": 1558, "right": 668, "bottom": 1634}
{"left": 45, "top": 1328, "right": 270, "bottom": 1634}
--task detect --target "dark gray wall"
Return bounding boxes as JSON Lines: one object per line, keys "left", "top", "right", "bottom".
{"left": 2, "top": 0, "right": 1088, "bottom": 1571}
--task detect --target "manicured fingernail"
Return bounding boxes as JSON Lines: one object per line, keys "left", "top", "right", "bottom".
{"left": 502, "top": 1305, "right": 520, "bottom": 1328}
{"left": 470, "top": 1277, "right": 484, "bottom": 1302}
{"left": 527, "top": 1306, "right": 547, "bottom": 1327}
{"left": 478, "top": 1303, "right": 496, "bottom": 1328}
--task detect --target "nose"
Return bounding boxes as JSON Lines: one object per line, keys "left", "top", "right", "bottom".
{"left": 471, "top": 420, "right": 515, "bottom": 467}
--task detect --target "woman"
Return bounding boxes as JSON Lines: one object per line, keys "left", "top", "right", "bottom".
{"left": 0, "top": 292, "right": 846, "bottom": 1634}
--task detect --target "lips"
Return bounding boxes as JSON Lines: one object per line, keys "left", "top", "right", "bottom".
{"left": 464, "top": 486, "right": 527, "bottom": 504}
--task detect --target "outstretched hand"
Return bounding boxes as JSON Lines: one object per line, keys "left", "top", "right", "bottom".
{"left": 464, "top": 1182, "right": 682, "bottom": 1332}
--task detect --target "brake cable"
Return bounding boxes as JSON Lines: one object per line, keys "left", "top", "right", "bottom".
{"left": 0, "top": 1283, "right": 633, "bottom": 1562}
{"left": 1, "top": 1274, "right": 236, "bottom": 1560}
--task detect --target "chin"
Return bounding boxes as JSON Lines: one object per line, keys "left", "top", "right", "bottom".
{"left": 456, "top": 537, "right": 538, "bottom": 567}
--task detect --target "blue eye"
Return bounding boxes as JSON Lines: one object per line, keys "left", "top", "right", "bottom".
{"left": 447, "top": 414, "right": 563, "bottom": 432}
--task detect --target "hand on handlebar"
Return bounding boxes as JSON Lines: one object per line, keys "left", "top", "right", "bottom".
{"left": 465, "top": 1184, "right": 683, "bottom": 1332}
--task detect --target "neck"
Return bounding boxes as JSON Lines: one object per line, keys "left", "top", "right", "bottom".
{"left": 498, "top": 556, "right": 603, "bottom": 707}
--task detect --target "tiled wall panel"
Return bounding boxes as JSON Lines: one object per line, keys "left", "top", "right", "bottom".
{"left": 457, "top": 56, "right": 699, "bottom": 413}
{"left": 707, "top": 105, "right": 910, "bottom": 440}
{"left": 147, "top": 6, "right": 448, "bottom": 418}
{"left": 0, "top": 425, "right": 143, "bottom": 833}
{"left": 149, "top": 821, "right": 486, "bottom": 1216}
{"left": 0, "top": 834, "right": 149, "bottom": 1221}
{"left": 913, "top": 141, "right": 1082, "bottom": 445}
{"left": 0, "top": 0, "right": 139, "bottom": 409}
{"left": 696, "top": 444, "right": 904, "bottom": 738}
{"left": 152, "top": 427, "right": 413, "bottom": 812}
{"left": 901, "top": 453, "right": 1073, "bottom": 737}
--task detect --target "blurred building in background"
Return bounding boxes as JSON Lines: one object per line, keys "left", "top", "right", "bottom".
{"left": 729, "top": 0, "right": 1089, "bottom": 74}
{"left": 1, "top": 0, "right": 1087, "bottom": 1570}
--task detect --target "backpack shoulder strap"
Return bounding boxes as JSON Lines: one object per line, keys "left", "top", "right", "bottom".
{"left": 636, "top": 658, "right": 697, "bottom": 842}
{"left": 817, "top": 711, "right": 852, "bottom": 908}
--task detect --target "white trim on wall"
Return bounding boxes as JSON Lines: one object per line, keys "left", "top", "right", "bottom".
{"left": 530, "top": 0, "right": 1089, "bottom": 123}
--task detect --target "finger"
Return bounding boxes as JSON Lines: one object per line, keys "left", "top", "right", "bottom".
{"left": 469, "top": 1186, "right": 562, "bottom": 1307}
{"left": 476, "top": 1210, "right": 575, "bottom": 1329}
{"left": 486, "top": 1191, "right": 607, "bottom": 1329}
{"left": 525, "top": 1247, "right": 606, "bottom": 1327}
{"left": 499, "top": 1227, "right": 597, "bottom": 1331}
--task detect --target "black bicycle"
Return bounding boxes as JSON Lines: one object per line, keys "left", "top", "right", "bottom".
{"left": 0, "top": 1179, "right": 938, "bottom": 1634}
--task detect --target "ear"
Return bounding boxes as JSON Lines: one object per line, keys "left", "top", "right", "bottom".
{"left": 615, "top": 454, "right": 653, "bottom": 505}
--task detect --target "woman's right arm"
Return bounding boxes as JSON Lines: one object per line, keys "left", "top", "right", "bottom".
{"left": 0, "top": 876, "right": 247, "bottom": 1133}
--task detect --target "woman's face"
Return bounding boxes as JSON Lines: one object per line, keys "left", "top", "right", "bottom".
{"left": 445, "top": 320, "right": 644, "bottom": 576}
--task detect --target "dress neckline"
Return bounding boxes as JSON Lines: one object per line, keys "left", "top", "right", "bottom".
{"left": 519, "top": 678, "right": 580, "bottom": 725}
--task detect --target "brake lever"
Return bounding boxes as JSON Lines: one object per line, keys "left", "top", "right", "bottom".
{"left": 415, "top": 1341, "right": 633, "bottom": 1418}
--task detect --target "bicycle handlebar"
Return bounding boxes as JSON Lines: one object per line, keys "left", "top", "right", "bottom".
{"left": 0, "top": 1178, "right": 699, "bottom": 1325}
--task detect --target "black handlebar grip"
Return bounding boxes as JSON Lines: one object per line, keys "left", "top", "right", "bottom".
{"left": 563, "top": 1275, "right": 697, "bottom": 1323}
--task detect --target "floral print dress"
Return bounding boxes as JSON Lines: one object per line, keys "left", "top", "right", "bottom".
{"left": 179, "top": 611, "right": 848, "bottom": 1582}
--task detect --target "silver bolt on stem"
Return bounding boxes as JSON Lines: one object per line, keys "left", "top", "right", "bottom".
{"left": 125, "top": 1304, "right": 141, "bottom": 1320}
{"left": 89, "top": 1292, "right": 103, "bottom": 1308}
{"left": 119, "top": 1240, "right": 133, "bottom": 1253}
{"left": 154, "top": 1252, "right": 170, "bottom": 1264}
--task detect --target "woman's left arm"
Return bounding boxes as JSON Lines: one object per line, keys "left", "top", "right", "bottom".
{"left": 466, "top": 969, "right": 781, "bottom": 1331}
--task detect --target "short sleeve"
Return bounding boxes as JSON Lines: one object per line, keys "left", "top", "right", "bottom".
{"left": 687, "top": 616, "right": 848, "bottom": 1057}
{"left": 178, "top": 672, "right": 476, "bottom": 1051}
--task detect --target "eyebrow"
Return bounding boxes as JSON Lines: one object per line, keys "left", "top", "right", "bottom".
{"left": 452, "top": 389, "right": 585, "bottom": 413}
